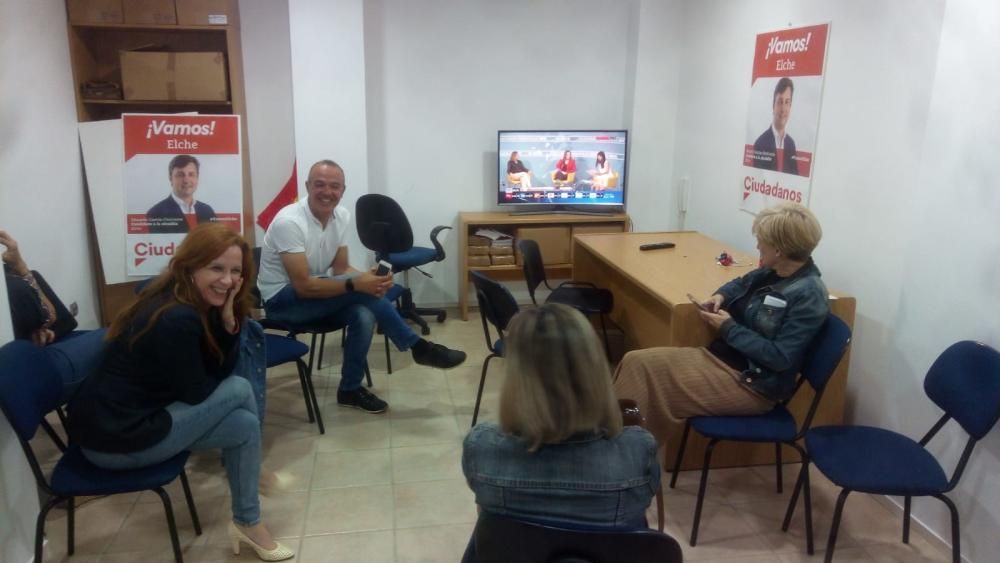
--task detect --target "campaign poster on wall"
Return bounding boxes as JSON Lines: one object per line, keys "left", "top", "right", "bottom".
{"left": 123, "top": 114, "right": 242, "bottom": 276}
{"left": 741, "top": 24, "right": 829, "bottom": 213}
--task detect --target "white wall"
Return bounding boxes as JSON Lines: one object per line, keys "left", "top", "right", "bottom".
{"left": 0, "top": 1, "right": 90, "bottom": 560}
{"left": 288, "top": 0, "right": 372, "bottom": 268}
{"left": 665, "top": 0, "right": 1000, "bottom": 559}
{"left": 362, "top": 0, "right": 637, "bottom": 305}
{"left": 239, "top": 0, "right": 297, "bottom": 245}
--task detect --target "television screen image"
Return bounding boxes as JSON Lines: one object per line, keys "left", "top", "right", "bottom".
{"left": 498, "top": 130, "right": 627, "bottom": 208}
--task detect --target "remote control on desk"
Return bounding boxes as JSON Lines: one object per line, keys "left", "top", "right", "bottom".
{"left": 639, "top": 242, "right": 676, "bottom": 251}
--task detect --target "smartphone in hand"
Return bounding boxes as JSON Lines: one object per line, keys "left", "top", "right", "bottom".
{"left": 687, "top": 293, "right": 711, "bottom": 312}
{"left": 375, "top": 260, "right": 393, "bottom": 276}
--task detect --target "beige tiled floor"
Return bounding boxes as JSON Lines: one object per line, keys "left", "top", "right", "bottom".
{"left": 33, "top": 312, "right": 952, "bottom": 562}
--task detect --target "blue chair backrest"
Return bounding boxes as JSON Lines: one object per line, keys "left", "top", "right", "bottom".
{"left": 924, "top": 341, "right": 1000, "bottom": 440}
{"left": 517, "top": 239, "right": 547, "bottom": 301}
{"left": 0, "top": 341, "right": 62, "bottom": 442}
{"left": 799, "top": 314, "right": 852, "bottom": 392}
{"left": 471, "top": 271, "right": 519, "bottom": 332}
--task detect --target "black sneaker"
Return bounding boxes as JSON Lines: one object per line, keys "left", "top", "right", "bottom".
{"left": 337, "top": 387, "right": 388, "bottom": 414}
{"left": 412, "top": 343, "right": 467, "bottom": 369}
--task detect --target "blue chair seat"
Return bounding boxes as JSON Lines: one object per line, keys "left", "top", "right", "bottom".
{"left": 265, "top": 334, "right": 309, "bottom": 367}
{"left": 806, "top": 426, "right": 949, "bottom": 495}
{"left": 51, "top": 447, "right": 191, "bottom": 497}
{"left": 690, "top": 405, "right": 797, "bottom": 442}
{"left": 388, "top": 246, "right": 437, "bottom": 270}
{"left": 385, "top": 284, "right": 405, "bottom": 301}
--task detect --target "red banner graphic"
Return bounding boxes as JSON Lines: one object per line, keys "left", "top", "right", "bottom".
{"left": 751, "top": 24, "right": 828, "bottom": 84}
{"left": 123, "top": 115, "right": 240, "bottom": 161}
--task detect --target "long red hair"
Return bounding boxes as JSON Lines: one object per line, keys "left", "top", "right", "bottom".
{"left": 107, "top": 223, "right": 254, "bottom": 363}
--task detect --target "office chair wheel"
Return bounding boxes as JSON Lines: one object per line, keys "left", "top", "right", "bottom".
{"left": 420, "top": 325, "right": 431, "bottom": 336}
{"left": 436, "top": 312, "right": 446, "bottom": 323}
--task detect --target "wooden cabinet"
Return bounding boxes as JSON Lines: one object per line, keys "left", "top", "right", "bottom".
{"left": 458, "top": 212, "right": 629, "bottom": 320}
{"left": 64, "top": 0, "right": 253, "bottom": 324}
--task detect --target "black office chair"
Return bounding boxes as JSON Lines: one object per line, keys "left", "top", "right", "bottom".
{"left": 469, "top": 271, "right": 520, "bottom": 427}
{"left": 518, "top": 239, "right": 614, "bottom": 357}
{"left": 356, "top": 193, "right": 451, "bottom": 335}
{"left": 467, "top": 511, "right": 684, "bottom": 563}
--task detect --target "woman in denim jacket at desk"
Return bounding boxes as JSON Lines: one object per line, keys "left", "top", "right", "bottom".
{"left": 613, "top": 203, "right": 829, "bottom": 445}
{"left": 462, "top": 303, "right": 660, "bottom": 537}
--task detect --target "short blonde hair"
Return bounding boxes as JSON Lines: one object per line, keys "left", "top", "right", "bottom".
{"left": 752, "top": 203, "right": 822, "bottom": 261}
{"left": 498, "top": 303, "right": 623, "bottom": 450}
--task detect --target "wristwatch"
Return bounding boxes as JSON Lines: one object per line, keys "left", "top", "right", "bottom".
{"left": 345, "top": 278, "right": 355, "bottom": 293}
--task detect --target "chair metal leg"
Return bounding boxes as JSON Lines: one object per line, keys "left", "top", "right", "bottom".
{"left": 295, "top": 359, "right": 316, "bottom": 423}
{"left": 933, "top": 493, "right": 961, "bottom": 563}
{"left": 782, "top": 455, "right": 807, "bottom": 530}
{"left": 690, "top": 438, "right": 718, "bottom": 546}
{"left": 67, "top": 495, "right": 75, "bottom": 555}
{"left": 179, "top": 471, "right": 202, "bottom": 535}
{"left": 775, "top": 443, "right": 783, "bottom": 493}
{"left": 803, "top": 458, "right": 814, "bottom": 555}
{"left": 824, "top": 489, "right": 851, "bottom": 563}
{"left": 384, "top": 334, "right": 392, "bottom": 374}
{"left": 655, "top": 483, "right": 665, "bottom": 532}
{"left": 471, "top": 354, "right": 496, "bottom": 427}
{"left": 302, "top": 359, "right": 325, "bottom": 434}
{"left": 364, "top": 361, "right": 373, "bottom": 388}
{"left": 669, "top": 421, "right": 692, "bottom": 488}
{"left": 903, "top": 495, "right": 912, "bottom": 543}
{"left": 318, "top": 332, "right": 327, "bottom": 370}
{"left": 152, "top": 486, "right": 185, "bottom": 563}
{"left": 40, "top": 418, "right": 68, "bottom": 452}
{"left": 36, "top": 496, "right": 62, "bottom": 563}
{"left": 56, "top": 405, "right": 69, "bottom": 427}
{"left": 598, "top": 313, "right": 611, "bottom": 359}
{"left": 307, "top": 334, "right": 319, "bottom": 376}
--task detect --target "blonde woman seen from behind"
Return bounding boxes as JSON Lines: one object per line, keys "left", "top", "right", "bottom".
{"left": 462, "top": 303, "right": 660, "bottom": 532}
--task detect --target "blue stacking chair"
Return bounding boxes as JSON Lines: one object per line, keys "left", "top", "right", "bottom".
{"left": 469, "top": 271, "right": 520, "bottom": 427}
{"left": 467, "top": 511, "right": 684, "bottom": 563}
{"left": 668, "top": 314, "right": 851, "bottom": 549}
{"left": 790, "top": 340, "right": 1000, "bottom": 563}
{"left": 0, "top": 341, "right": 202, "bottom": 563}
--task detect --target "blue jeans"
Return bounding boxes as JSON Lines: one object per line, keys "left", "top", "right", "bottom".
{"left": 82, "top": 376, "right": 263, "bottom": 526}
{"left": 264, "top": 284, "right": 421, "bottom": 391}
{"left": 47, "top": 328, "right": 108, "bottom": 404}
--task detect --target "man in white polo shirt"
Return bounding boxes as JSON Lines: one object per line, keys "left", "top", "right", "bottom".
{"left": 257, "top": 160, "right": 466, "bottom": 413}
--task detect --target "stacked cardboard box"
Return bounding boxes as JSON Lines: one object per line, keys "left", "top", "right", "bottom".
{"left": 468, "top": 235, "right": 491, "bottom": 267}
{"left": 490, "top": 238, "right": 515, "bottom": 266}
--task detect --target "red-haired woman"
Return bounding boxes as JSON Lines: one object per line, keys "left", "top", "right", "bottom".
{"left": 68, "top": 223, "right": 293, "bottom": 561}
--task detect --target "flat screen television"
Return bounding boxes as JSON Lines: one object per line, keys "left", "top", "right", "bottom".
{"left": 498, "top": 130, "right": 627, "bottom": 212}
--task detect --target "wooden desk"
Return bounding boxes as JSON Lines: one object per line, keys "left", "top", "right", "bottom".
{"left": 458, "top": 212, "right": 628, "bottom": 320}
{"left": 573, "top": 231, "right": 856, "bottom": 470}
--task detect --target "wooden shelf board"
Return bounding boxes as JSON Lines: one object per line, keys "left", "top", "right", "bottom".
{"left": 468, "top": 263, "right": 572, "bottom": 272}
{"left": 82, "top": 99, "right": 232, "bottom": 106}
{"left": 71, "top": 23, "right": 228, "bottom": 32}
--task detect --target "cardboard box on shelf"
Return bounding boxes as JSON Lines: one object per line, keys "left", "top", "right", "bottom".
{"left": 468, "top": 235, "right": 491, "bottom": 247}
{"left": 489, "top": 245, "right": 514, "bottom": 256}
{"left": 491, "top": 255, "right": 516, "bottom": 266}
{"left": 123, "top": 0, "right": 177, "bottom": 24}
{"left": 515, "top": 226, "right": 571, "bottom": 265}
{"left": 120, "top": 50, "right": 229, "bottom": 101}
{"left": 468, "top": 255, "right": 491, "bottom": 267}
{"left": 67, "top": 0, "right": 123, "bottom": 24}
{"left": 175, "top": 0, "right": 230, "bottom": 25}
{"left": 468, "top": 246, "right": 490, "bottom": 256}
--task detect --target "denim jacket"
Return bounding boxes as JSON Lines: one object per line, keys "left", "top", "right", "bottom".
{"left": 462, "top": 423, "right": 660, "bottom": 529}
{"left": 715, "top": 259, "right": 829, "bottom": 402}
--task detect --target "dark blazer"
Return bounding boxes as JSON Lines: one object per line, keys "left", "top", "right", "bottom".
{"left": 752, "top": 128, "right": 798, "bottom": 175}
{"left": 146, "top": 196, "right": 217, "bottom": 234}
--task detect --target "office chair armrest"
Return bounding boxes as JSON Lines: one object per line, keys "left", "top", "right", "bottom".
{"left": 429, "top": 225, "right": 452, "bottom": 262}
